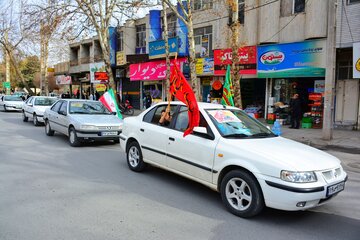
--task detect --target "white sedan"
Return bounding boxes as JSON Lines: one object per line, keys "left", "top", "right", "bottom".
{"left": 120, "top": 102, "right": 347, "bottom": 218}
{"left": 43, "top": 99, "right": 123, "bottom": 147}
{"left": 22, "top": 96, "right": 58, "bottom": 126}
{"left": 0, "top": 95, "right": 24, "bottom": 111}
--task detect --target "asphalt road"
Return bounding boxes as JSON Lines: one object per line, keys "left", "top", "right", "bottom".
{"left": 0, "top": 111, "right": 359, "bottom": 240}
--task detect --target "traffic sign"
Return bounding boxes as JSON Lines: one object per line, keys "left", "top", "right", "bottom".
{"left": 2, "top": 82, "right": 11, "bottom": 88}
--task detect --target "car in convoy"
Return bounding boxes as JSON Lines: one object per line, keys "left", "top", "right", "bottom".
{"left": 0, "top": 95, "right": 24, "bottom": 111}
{"left": 22, "top": 96, "right": 58, "bottom": 126}
{"left": 120, "top": 102, "right": 347, "bottom": 218}
{"left": 43, "top": 99, "right": 123, "bottom": 146}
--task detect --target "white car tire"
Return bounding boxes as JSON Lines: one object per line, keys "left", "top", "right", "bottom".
{"left": 69, "top": 127, "right": 81, "bottom": 147}
{"left": 126, "top": 141, "right": 146, "bottom": 172}
{"left": 45, "top": 120, "right": 54, "bottom": 136}
{"left": 220, "top": 170, "right": 264, "bottom": 218}
{"left": 22, "top": 111, "right": 28, "bottom": 122}
{"left": 33, "top": 113, "right": 40, "bottom": 126}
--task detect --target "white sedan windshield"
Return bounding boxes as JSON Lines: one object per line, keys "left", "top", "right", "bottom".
{"left": 207, "top": 109, "right": 276, "bottom": 138}
{"left": 69, "top": 101, "right": 111, "bottom": 114}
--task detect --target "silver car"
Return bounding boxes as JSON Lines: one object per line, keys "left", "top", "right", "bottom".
{"left": 22, "top": 96, "right": 58, "bottom": 126}
{"left": 0, "top": 95, "right": 24, "bottom": 111}
{"left": 43, "top": 99, "right": 123, "bottom": 147}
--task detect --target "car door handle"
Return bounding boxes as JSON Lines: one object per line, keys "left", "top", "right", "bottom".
{"left": 169, "top": 137, "right": 175, "bottom": 141}
{"left": 140, "top": 128, "right": 144, "bottom": 132}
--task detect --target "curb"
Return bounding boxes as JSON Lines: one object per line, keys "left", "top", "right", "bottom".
{"left": 287, "top": 138, "right": 360, "bottom": 154}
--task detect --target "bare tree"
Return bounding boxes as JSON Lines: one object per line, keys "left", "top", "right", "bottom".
{"left": 0, "top": 1, "right": 35, "bottom": 95}
{"left": 162, "top": 0, "right": 200, "bottom": 100}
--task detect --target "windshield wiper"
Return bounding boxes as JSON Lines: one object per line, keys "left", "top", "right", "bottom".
{"left": 251, "top": 132, "right": 276, "bottom": 138}
{"left": 223, "top": 133, "right": 249, "bottom": 138}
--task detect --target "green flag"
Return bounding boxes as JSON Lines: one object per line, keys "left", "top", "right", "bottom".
{"left": 221, "top": 65, "right": 234, "bottom": 106}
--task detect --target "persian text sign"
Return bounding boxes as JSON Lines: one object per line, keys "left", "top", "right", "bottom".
{"left": 116, "top": 51, "right": 126, "bottom": 66}
{"left": 353, "top": 42, "right": 360, "bottom": 78}
{"left": 90, "top": 62, "right": 108, "bottom": 84}
{"left": 257, "top": 40, "right": 326, "bottom": 78}
{"left": 130, "top": 58, "right": 187, "bottom": 81}
{"left": 149, "top": 37, "right": 179, "bottom": 59}
{"left": 214, "top": 46, "right": 257, "bottom": 75}
{"left": 95, "top": 72, "right": 108, "bottom": 81}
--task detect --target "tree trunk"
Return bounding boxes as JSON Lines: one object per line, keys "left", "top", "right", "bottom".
{"left": 230, "top": 0, "right": 242, "bottom": 109}
{"left": 187, "top": 11, "right": 200, "bottom": 101}
{"left": 5, "top": 46, "right": 11, "bottom": 95}
{"left": 162, "top": 2, "right": 171, "bottom": 101}
{"left": 98, "top": 28, "right": 115, "bottom": 90}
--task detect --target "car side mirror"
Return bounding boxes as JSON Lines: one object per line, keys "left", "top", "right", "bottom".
{"left": 58, "top": 110, "right": 67, "bottom": 116}
{"left": 193, "top": 126, "right": 207, "bottom": 134}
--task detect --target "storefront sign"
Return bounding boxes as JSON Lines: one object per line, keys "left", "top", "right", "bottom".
{"left": 90, "top": 62, "right": 108, "bottom": 84}
{"left": 2, "top": 82, "right": 11, "bottom": 88}
{"left": 257, "top": 40, "right": 326, "bottom": 78}
{"left": 109, "top": 27, "right": 117, "bottom": 67}
{"left": 129, "top": 58, "right": 187, "bottom": 81}
{"left": 47, "top": 68, "right": 55, "bottom": 72}
{"left": 116, "top": 51, "right": 126, "bottom": 66}
{"left": 94, "top": 72, "right": 108, "bottom": 81}
{"left": 353, "top": 42, "right": 360, "bottom": 79}
{"left": 149, "top": 10, "right": 162, "bottom": 42}
{"left": 95, "top": 84, "right": 107, "bottom": 92}
{"left": 149, "top": 37, "right": 178, "bottom": 59}
{"left": 55, "top": 75, "right": 72, "bottom": 85}
{"left": 214, "top": 46, "right": 257, "bottom": 75}
{"left": 196, "top": 58, "right": 214, "bottom": 75}
{"left": 176, "top": 1, "right": 189, "bottom": 57}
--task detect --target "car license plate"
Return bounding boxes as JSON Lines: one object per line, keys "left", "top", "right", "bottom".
{"left": 101, "top": 131, "right": 118, "bottom": 136}
{"left": 326, "top": 181, "right": 345, "bottom": 197}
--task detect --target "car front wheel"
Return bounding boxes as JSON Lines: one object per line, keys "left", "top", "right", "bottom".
{"left": 45, "top": 120, "right": 54, "bottom": 136}
{"left": 126, "top": 141, "right": 146, "bottom": 172}
{"left": 3, "top": 105, "right": 7, "bottom": 112}
{"left": 220, "top": 170, "right": 264, "bottom": 218}
{"left": 22, "top": 111, "right": 28, "bottom": 122}
{"left": 69, "top": 127, "right": 81, "bottom": 147}
{"left": 33, "top": 113, "right": 40, "bottom": 126}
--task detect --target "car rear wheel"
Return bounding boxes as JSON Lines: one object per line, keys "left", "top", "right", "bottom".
{"left": 69, "top": 127, "right": 81, "bottom": 147}
{"left": 127, "top": 141, "right": 146, "bottom": 172}
{"left": 45, "top": 120, "right": 54, "bottom": 136}
{"left": 220, "top": 170, "right": 264, "bottom": 218}
{"left": 22, "top": 111, "right": 28, "bottom": 122}
{"left": 33, "top": 113, "right": 40, "bottom": 126}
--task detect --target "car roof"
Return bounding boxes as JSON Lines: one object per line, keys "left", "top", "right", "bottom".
{"left": 152, "top": 101, "right": 239, "bottom": 110}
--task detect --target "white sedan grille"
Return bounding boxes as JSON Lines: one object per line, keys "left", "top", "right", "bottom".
{"left": 321, "top": 168, "right": 342, "bottom": 182}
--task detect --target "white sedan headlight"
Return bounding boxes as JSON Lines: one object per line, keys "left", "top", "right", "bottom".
{"left": 280, "top": 170, "right": 317, "bottom": 183}
{"left": 80, "top": 125, "right": 97, "bottom": 130}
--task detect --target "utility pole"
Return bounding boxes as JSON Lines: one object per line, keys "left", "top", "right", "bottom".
{"left": 162, "top": 1, "right": 170, "bottom": 101}
{"left": 5, "top": 31, "right": 11, "bottom": 95}
{"left": 322, "top": 0, "right": 337, "bottom": 140}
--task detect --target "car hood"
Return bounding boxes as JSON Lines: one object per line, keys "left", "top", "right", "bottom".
{"left": 5, "top": 100, "right": 23, "bottom": 105}
{"left": 70, "top": 114, "right": 123, "bottom": 126}
{"left": 222, "top": 136, "right": 340, "bottom": 171}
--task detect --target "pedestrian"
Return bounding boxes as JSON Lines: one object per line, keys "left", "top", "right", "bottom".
{"left": 145, "top": 92, "right": 152, "bottom": 109}
{"left": 95, "top": 91, "right": 100, "bottom": 101}
{"left": 289, "top": 93, "right": 302, "bottom": 129}
{"left": 89, "top": 91, "right": 95, "bottom": 100}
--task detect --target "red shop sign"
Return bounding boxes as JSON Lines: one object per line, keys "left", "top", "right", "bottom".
{"left": 94, "top": 72, "right": 109, "bottom": 81}
{"left": 214, "top": 46, "right": 257, "bottom": 75}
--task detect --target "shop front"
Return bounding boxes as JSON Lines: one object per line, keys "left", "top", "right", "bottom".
{"left": 214, "top": 46, "right": 262, "bottom": 116}
{"left": 257, "top": 39, "right": 327, "bottom": 128}
{"left": 129, "top": 58, "right": 188, "bottom": 108}
{"left": 195, "top": 57, "right": 215, "bottom": 102}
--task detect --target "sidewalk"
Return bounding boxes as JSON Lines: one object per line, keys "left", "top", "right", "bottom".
{"left": 126, "top": 110, "right": 360, "bottom": 154}
{"left": 268, "top": 124, "right": 360, "bottom": 154}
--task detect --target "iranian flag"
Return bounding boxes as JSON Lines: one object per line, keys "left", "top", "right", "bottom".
{"left": 99, "top": 89, "right": 123, "bottom": 119}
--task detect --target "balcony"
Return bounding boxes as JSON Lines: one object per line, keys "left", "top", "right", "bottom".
{"left": 81, "top": 57, "right": 90, "bottom": 64}
{"left": 70, "top": 60, "right": 79, "bottom": 66}
{"left": 94, "top": 54, "right": 103, "bottom": 62}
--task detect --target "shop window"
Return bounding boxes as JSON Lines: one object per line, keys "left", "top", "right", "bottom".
{"left": 136, "top": 24, "right": 146, "bottom": 48}
{"left": 167, "top": 14, "right": 177, "bottom": 38}
{"left": 118, "top": 31, "right": 124, "bottom": 51}
{"left": 193, "top": 0, "right": 213, "bottom": 11}
{"left": 337, "top": 60, "right": 353, "bottom": 80}
{"left": 194, "top": 26, "right": 213, "bottom": 58}
{"left": 293, "top": 0, "right": 305, "bottom": 14}
{"left": 348, "top": 0, "right": 360, "bottom": 4}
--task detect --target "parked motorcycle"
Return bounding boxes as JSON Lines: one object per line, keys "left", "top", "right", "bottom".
{"left": 120, "top": 100, "right": 134, "bottom": 115}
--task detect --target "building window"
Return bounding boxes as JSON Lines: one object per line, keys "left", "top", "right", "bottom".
{"left": 118, "top": 31, "right": 124, "bottom": 51}
{"left": 281, "top": 0, "right": 305, "bottom": 17}
{"left": 337, "top": 60, "right": 353, "bottom": 80}
{"left": 162, "top": 14, "right": 177, "bottom": 38}
{"left": 348, "top": 0, "right": 360, "bottom": 4}
{"left": 194, "top": 26, "right": 212, "bottom": 58}
{"left": 293, "top": 0, "right": 305, "bottom": 14}
{"left": 193, "top": 0, "right": 213, "bottom": 11}
{"left": 136, "top": 24, "right": 146, "bottom": 48}
{"left": 239, "top": 0, "right": 245, "bottom": 24}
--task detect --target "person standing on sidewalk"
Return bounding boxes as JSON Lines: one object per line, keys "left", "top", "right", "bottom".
{"left": 289, "top": 93, "right": 302, "bottom": 129}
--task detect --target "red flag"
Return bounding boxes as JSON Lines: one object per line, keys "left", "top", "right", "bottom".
{"left": 169, "top": 61, "right": 200, "bottom": 137}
